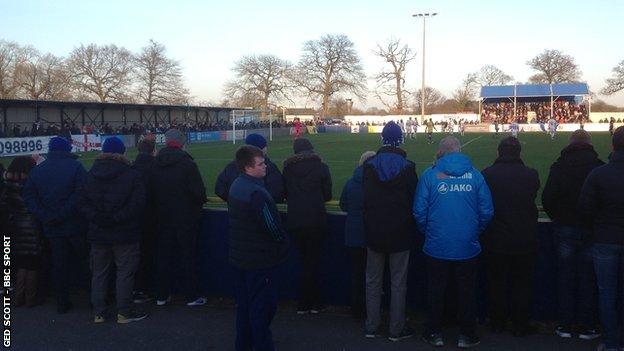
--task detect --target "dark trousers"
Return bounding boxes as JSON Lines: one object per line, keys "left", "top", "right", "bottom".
{"left": 293, "top": 229, "right": 324, "bottom": 309}
{"left": 555, "top": 226, "right": 598, "bottom": 328}
{"left": 135, "top": 226, "right": 156, "bottom": 293}
{"left": 349, "top": 247, "right": 366, "bottom": 316}
{"left": 485, "top": 252, "right": 535, "bottom": 330}
{"left": 426, "top": 256, "right": 478, "bottom": 336}
{"left": 592, "top": 244, "right": 624, "bottom": 349}
{"left": 49, "top": 236, "right": 87, "bottom": 307}
{"left": 235, "top": 267, "right": 277, "bottom": 351}
{"left": 156, "top": 225, "right": 199, "bottom": 301}
{"left": 90, "top": 243, "right": 140, "bottom": 316}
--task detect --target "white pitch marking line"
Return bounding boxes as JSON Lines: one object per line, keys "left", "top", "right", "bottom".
{"left": 461, "top": 135, "right": 484, "bottom": 148}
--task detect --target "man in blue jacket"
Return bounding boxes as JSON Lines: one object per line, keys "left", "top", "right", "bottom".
{"left": 23, "top": 136, "right": 87, "bottom": 313}
{"left": 228, "top": 145, "right": 290, "bottom": 351}
{"left": 413, "top": 136, "right": 493, "bottom": 349}
{"left": 215, "top": 133, "right": 284, "bottom": 203}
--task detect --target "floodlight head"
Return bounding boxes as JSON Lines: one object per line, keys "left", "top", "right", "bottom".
{"left": 432, "top": 12, "right": 438, "bottom": 16}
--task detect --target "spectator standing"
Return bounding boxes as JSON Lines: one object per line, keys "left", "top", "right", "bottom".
{"left": 23, "top": 137, "right": 87, "bottom": 314}
{"left": 131, "top": 137, "right": 158, "bottom": 303}
{"left": 578, "top": 126, "right": 624, "bottom": 351}
{"left": 215, "top": 133, "right": 284, "bottom": 203}
{"left": 413, "top": 136, "right": 493, "bottom": 348}
{"left": 481, "top": 137, "right": 540, "bottom": 336}
{"left": 77, "top": 137, "right": 147, "bottom": 324}
{"left": 151, "top": 129, "right": 207, "bottom": 306}
{"left": 362, "top": 122, "right": 418, "bottom": 341}
{"left": 228, "top": 145, "right": 290, "bottom": 351}
{"left": 0, "top": 156, "right": 43, "bottom": 307}
{"left": 542, "top": 130, "right": 604, "bottom": 340}
{"left": 283, "top": 138, "right": 332, "bottom": 314}
{"left": 339, "top": 151, "right": 376, "bottom": 320}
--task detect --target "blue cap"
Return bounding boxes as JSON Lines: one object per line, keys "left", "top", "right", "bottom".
{"left": 48, "top": 137, "right": 72, "bottom": 153}
{"left": 382, "top": 121, "right": 403, "bottom": 147}
{"left": 102, "top": 137, "right": 126, "bottom": 155}
{"left": 245, "top": 133, "right": 267, "bottom": 150}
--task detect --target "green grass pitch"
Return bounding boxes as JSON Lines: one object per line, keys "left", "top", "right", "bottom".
{"left": 12, "top": 131, "right": 613, "bottom": 206}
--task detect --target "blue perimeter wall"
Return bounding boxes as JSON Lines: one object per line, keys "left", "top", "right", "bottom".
{"left": 199, "top": 209, "right": 558, "bottom": 321}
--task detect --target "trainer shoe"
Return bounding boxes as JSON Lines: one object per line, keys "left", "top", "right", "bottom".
{"left": 310, "top": 305, "right": 326, "bottom": 314}
{"left": 132, "top": 291, "right": 154, "bottom": 304}
{"left": 578, "top": 328, "right": 601, "bottom": 340}
{"left": 186, "top": 297, "right": 207, "bottom": 306}
{"left": 364, "top": 330, "right": 382, "bottom": 339}
{"left": 422, "top": 332, "right": 444, "bottom": 347}
{"left": 117, "top": 310, "right": 147, "bottom": 324}
{"left": 156, "top": 296, "right": 171, "bottom": 306}
{"left": 457, "top": 334, "right": 481, "bottom": 348}
{"left": 388, "top": 326, "right": 414, "bottom": 342}
{"left": 94, "top": 315, "right": 106, "bottom": 324}
{"left": 555, "top": 326, "right": 573, "bottom": 338}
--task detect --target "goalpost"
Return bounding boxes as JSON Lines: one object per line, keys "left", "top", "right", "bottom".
{"left": 230, "top": 110, "right": 248, "bottom": 145}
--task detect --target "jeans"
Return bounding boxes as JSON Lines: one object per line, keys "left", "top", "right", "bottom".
{"left": 292, "top": 229, "right": 325, "bottom": 310}
{"left": 592, "top": 244, "right": 624, "bottom": 349}
{"left": 426, "top": 256, "right": 478, "bottom": 336}
{"left": 486, "top": 252, "right": 535, "bottom": 330}
{"left": 49, "top": 236, "right": 87, "bottom": 307}
{"left": 234, "top": 267, "right": 278, "bottom": 351}
{"left": 365, "top": 249, "right": 409, "bottom": 335}
{"left": 156, "top": 224, "right": 200, "bottom": 301}
{"left": 90, "top": 243, "right": 140, "bottom": 315}
{"left": 555, "top": 226, "right": 598, "bottom": 328}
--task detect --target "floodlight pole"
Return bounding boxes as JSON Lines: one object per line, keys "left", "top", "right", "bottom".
{"left": 413, "top": 12, "right": 437, "bottom": 124}
{"left": 232, "top": 111, "right": 236, "bottom": 145}
{"left": 270, "top": 112, "right": 273, "bottom": 141}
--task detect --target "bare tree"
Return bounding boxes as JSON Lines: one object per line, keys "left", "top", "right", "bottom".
{"left": 135, "top": 40, "right": 189, "bottom": 105}
{"left": 224, "top": 54, "right": 292, "bottom": 116}
{"left": 0, "top": 40, "right": 28, "bottom": 99}
{"left": 372, "top": 38, "right": 416, "bottom": 114}
{"left": 473, "top": 65, "right": 513, "bottom": 86}
{"left": 413, "top": 86, "right": 445, "bottom": 113}
{"left": 527, "top": 49, "right": 582, "bottom": 84}
{"left": 294, "top": 34, "right": 367, "bottom": 118}
{"left": 68, "top": 43, "right": 134, "bottom": 102}
{"left": 601, "top": 60, "right": 624, "bottom": 95}
{"left": 453, "top": 73, "right": 478, "bottom": 111}
{"left": 16, "top": 48, "right": 73, "bottom": 100}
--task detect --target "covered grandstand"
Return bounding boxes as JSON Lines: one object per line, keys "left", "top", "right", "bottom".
{"left": 479, "top": 83, "right": 590, "bottom": 124}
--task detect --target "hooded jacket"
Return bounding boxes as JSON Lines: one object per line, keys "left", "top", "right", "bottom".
{"left": 413, "top": 152, "right": 493, "bottom": 260}
{"left": 0, "top": 181, "right": 43, "bottom": 257}
{"left": 363, "top": 146, "right": 418, "bottom": 253}
{"left": 77, "top": 153, "right": 145, "bottom": 245}
{"left": 22, "top": 151, "right": 87, "bottom": 238}
{"left": 283, "top": 151, "right": 332, "bottom": 231}
{"left": 542, "top": 143, "right": 604, "bottom": 230}
{"left": 151, "top": 147, "right": 207, "bottom": 227}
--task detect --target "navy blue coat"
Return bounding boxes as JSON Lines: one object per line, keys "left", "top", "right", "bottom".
{"left": 578, "top": 151, "right": 624, "bottom": 246}
{"left": 77, "top": 154, "right": 145, "bottom": 245}
{"left": 228, "top": 173, "right": 289, "bottom": 270}
{"left": 23, "top": 151, "right": 87, "bottom": 238}
{"left": 215, "top": 157, "right": 284, "bottom": 203}
{"left": 339, "top": 166, "right": 365, "bottom": 248}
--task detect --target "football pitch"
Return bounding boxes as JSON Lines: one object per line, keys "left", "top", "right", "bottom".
{"left": 61, "top": 131, "right": 615, "bottom": 206}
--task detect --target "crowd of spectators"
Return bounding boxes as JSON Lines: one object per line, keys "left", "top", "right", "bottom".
{"left": 481, "top": 101, "right": 588, "bottom": 124}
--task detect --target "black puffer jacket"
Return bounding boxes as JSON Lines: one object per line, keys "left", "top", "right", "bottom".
{"left": 132, "top": 152, "right": 157, "bottom": 226}
{"left": 151, "top": 147, "right": 207, "bottom": 227}
{"left": 362, "top": 146, "right": 418, "bottom": 253}
{"left": 215, "top": 157, "right": 284, "bottom": 203}
{"left": 77, "top": 153, "right": 146, "bottom": 245}
{"left": 482, "top": 156, "right": 540, "bottom": 254}
{"left": 0, "top": 181, "right": 43, "bottom": 257}
{"left": 542, "top": 143, "right": 604, "bottom": 228}
{"left": 283, "top": 151, "right": 332, "bottom": 231}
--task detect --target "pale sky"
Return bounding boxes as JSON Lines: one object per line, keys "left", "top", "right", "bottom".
{"left": 2, "top": 0, "right": 623, "bottom": 108}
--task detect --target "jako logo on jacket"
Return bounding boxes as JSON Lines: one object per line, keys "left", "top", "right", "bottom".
{"left": 413, "top": 152, "right": 494, "bottom": 260}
